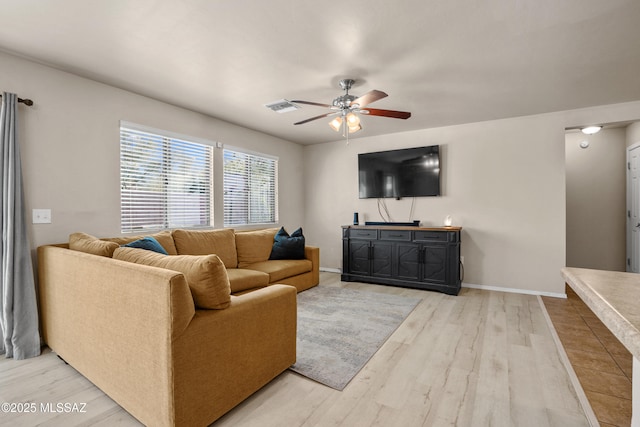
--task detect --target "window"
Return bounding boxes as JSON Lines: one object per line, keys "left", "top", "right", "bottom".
{"left": 120, "top": 123, "right": 213, "bottom": 233}
{"left": 223, "top": 148, "right": 278, "bottom": 226}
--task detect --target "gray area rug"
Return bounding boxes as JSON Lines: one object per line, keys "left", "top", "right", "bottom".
{"left": 289, "top": 286, "right": 422, "bottom": 390}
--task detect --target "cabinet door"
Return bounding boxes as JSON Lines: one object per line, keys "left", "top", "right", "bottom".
{"left": 421, "top": 244, "right": 448, "bottom": 285}
{"left": 371, "top": 241, "right": 393, "bottom": 278}
{"left": 348, "top": 241, "right": 371, "bottom": 275}
{"left": 396, "top": 242, "right": 421, "bottom": 281}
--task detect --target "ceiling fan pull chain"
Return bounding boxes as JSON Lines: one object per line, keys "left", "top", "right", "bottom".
{"left": 345, "top": 120, "right": 350, "bottom": 144}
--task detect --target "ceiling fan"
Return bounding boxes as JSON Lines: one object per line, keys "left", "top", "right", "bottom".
{"left": 291, "top": 79, "right": 411, "bottom": 136}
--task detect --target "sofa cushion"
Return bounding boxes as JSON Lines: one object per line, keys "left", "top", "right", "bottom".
{"left": 69, "top": 232, "right": 119, "bottom": 257}
{"left": 243, "top": 259, "right": 313, "bottom": 283}
{"left": 269, "top": 227, "right": 305, "bottom": 260}
{"left": 104, "top": 230, "right": 178, "bottom": 255}
{"left": 235, "top": 228, "right": 278, "bottom": 268}
{"left": 226, "top": 268, "right": 270, "bottom": 293}
{"left": 122, "top": 236, "right": 169, "bottom": 255}
{"left": 113, "top": 247, "right": 231, "bottom": 310}
{"left": 172, "top": 228, "right": 238, "bottom": 268}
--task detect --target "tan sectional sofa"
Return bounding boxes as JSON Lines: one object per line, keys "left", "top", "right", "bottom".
{"left": 37, "top": 227, "right": 319, "bottom": 427}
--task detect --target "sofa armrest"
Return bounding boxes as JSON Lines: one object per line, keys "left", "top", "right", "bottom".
{"left": 304, "top": 245, "right": 320, "bottom": 285}
{"left": 171, "top": 284, "right": 297, "bottom": 425}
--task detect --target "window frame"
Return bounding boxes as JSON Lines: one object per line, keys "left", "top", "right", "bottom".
{"left": 222, "top": 145, "right": 279, "bottom": 227}
{"left": 119, "top": 121, "right": 214, "bottom": 233}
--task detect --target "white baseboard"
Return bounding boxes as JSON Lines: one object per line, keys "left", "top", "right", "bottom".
{"left": 462, "top": 282, "right": 566, "bottom": 299}
{"left": 320, "top": 267, "right": 341, "bottom": 274}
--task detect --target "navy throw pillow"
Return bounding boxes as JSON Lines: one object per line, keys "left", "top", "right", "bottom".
{"left": 269, "top": 227, "right": 305, "bottom": 260}
{"left": 122, "top": 236, "right": 168, "bottom": 255}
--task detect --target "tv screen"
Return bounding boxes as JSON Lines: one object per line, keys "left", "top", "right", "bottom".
{"left": 358, "top": 145, "right": 440, "bottom": 199}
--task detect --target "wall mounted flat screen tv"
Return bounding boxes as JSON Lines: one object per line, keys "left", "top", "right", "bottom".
{"left": 358, "top": 145, "right": 440, "bottom": 199}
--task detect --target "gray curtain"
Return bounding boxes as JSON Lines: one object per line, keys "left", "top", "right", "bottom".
{"left": 0, "top": 92, "right": 40, "bottom": 359}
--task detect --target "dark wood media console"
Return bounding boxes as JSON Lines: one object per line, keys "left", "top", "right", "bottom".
{"left": 341, "top": 225, "right": 462, "bottom": 295}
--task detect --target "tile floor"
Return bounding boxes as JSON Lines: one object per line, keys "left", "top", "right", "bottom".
{"left": 542, "top": 286, "right": 633, "bottom": 427}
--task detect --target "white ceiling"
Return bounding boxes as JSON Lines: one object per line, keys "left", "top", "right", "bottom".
{"left": 2, "top": 0, "right": 640, "bottom": 145}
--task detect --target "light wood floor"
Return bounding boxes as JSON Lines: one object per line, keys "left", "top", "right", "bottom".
{"left": 1, "top": 272, "right": 590, "bottom": 426}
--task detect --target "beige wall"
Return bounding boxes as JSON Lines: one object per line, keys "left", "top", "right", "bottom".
{"left": 6, "top": 49, "right": 640, "bottom": 295}
{"left": 0, "top": 51, "right": 305, "bottom": 248}
{"left": 627, "top": 121, "right": 640, "bottom": 147}
{"left": 304, "top": 105, "right": 640, "bottom": 295}
{"left": 565, "top": 128, "right": 626, "bottom": 271}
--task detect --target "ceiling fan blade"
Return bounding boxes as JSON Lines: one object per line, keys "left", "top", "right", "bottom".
{"left": 361, "top": 108, "right": 411, "bottom": 119}
{"left": 291, "top": 100, "right": 333, "bottom": 108}
{"left": 353, "top": 90, "right": 388, "bottom": 107}
{"left": 294, "top": 112, "right": 337, "bottom": 125}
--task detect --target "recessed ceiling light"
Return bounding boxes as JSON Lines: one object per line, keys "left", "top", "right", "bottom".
{"left": 581, "top": 126, "right": 602, "bottom": 135}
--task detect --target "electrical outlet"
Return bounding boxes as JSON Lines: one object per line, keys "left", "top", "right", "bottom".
{"left": 32, "top": 209, "right": 51, "bottom": 224}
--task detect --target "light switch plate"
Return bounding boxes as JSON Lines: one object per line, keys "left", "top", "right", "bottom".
{"left": 32, "top": 209, "right": 51, "bottom": 224}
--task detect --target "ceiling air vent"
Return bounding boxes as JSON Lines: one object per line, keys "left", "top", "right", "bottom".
{"left": 265, "top": 99, "right": 299, "bottom": 113}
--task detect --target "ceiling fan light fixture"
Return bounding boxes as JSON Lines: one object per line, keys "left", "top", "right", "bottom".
{"left": 581, "top": 126, "right": 602, "bottom": 135}
{"left": 346, "top": 112, "right": 360, "bottom": 126}
{"left": 292, "top": 78, "right": 410, "bottom": 140}
{"left": 347, "top": 123, "right": 362, "bottom": 133}
{"left": 329, "top": 117, "right": 343, "bottom": 132}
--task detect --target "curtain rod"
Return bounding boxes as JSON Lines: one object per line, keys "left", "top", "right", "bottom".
{"left": 0, "top": 94, "right": 34, "bottom": 106}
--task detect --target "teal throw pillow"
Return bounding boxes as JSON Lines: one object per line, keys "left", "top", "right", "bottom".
{"left": 123, "top": 236, "right": 168, "bottom": 255}
{"left": 269, "top": 227, "right": 305, "bottom": 260}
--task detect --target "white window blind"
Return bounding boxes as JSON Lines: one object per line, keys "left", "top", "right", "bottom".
{"left": 120, "top": 125, "right": 213, "bottom": 233}
{"left": 223, "top": 148, "right": 278, "bottom": 226}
